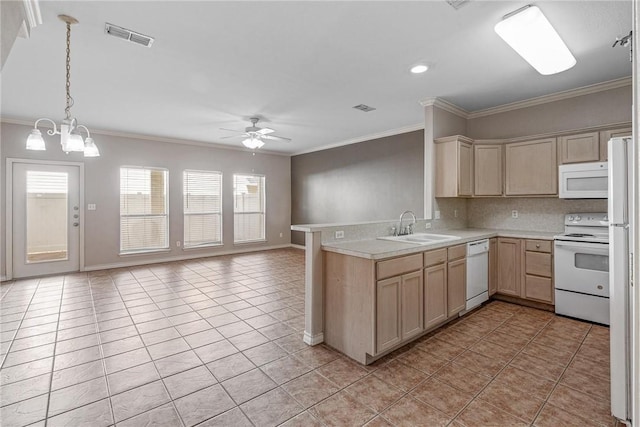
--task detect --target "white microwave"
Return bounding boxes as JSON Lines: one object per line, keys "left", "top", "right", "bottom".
{"left": 558, "top": 162, "right": 608, "bottom": 199}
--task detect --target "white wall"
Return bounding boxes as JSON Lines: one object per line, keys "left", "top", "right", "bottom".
{"left": 1, "top": 122, "right": 291, "bottom": 277}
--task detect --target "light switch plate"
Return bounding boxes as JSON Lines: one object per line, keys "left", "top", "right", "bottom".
{"left": 434, "top": 210, "right": 441, "bottom": 220}
{"left": 87, "top": 204, "right": 96, "bottom": 211}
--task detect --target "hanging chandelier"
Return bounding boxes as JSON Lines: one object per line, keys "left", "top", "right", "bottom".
{"left": 26, "top": 15, "right": 100, "bottom": 157}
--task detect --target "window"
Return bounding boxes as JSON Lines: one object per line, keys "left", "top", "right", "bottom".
{"left": 120, "top": 167, "right": 169, "bottom": 253}
{"left": 233, "top": 174, "right": 265, "bottom": 243}
{"left": 183, "top": 170, "right": 222, "bottom": 248}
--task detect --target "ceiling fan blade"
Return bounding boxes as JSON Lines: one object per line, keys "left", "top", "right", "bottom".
{"left": 262, "top": 134, "right": 291, "bottom": 142}
{"left": 257, "top": 128, "right": 274, "bottom": 135}
{"left": 219, "top": 128, "right": 246, "bottom": 133}
{"left": 219, "top": 134, "right": 246, "bottom": 139}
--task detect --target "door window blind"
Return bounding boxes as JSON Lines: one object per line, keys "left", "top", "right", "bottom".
{"left": 120, "top": 167, "right": 169, "bottom": 253}
{"left": 183, "top": 170, "right": 222, "bottom": 248}
{"left": 233, "top": 174, "right": 265, "bottom": 243}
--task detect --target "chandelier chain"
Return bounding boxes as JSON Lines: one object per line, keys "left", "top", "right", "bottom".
{"left": 64, "top": 21, "right": 74, "bottom": 120}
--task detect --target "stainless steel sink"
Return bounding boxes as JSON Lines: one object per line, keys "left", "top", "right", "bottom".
{"left": 377, "top": 233, "right": 461, "bottom": 245}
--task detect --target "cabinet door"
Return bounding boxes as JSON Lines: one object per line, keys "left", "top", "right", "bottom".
{"left": 458, "top": 142, "right": 473, "bottom": 196}
{"left": 424, "top": 263, "right": 447, "bottom": 329}
{"left": 523, "top": 275, "right": 554, "bottom": 304}
{"left": 600, "top": 127, "right": 632, "bottom": 161}
{"left": 559, "top": 132, "right": 599, "bottom": 164}
{"left": 447, "top": 258, "right": 466, "bottom": 317}
{"left": 376, "top": 277, "right": 401, "bottom": 353}
{"left": 488, "top": 238, "right": 498, "bottom": 296}
{"left": 401, "top": 271, "right": 424, "bottom": 340}
{"left": 474, "top": 144, "right": 503, "bottom": 196}
{"left": 497, "top": 238, "right": 521, "bottom": 297}
{"left": 505, "top": 138, "right": 557, "bottom": 196}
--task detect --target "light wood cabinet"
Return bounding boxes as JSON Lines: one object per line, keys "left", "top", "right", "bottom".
{"left": 497, "top": 238, "right": 521, "bottom": 297}
{"left": 559, "top": 132, "right": 600, "bottom": 164}
{"left": 488, "top": 238, "right": 497, "bottom": 296}
{"left": 474, "top": 144, "right": 503, "bottom": 196}
{"left": 600, "top": 127, "right": 632, "bottom": 161}
{"left": 401, "top": 271, "right": 424, "bottom": 340}
{"left": 446, "top": 244, "right": 466, "bottom": 317}
{"left": 505, "top": 138, "right": 557, "bottom": 196}
{"left": 435, "top": 136, "right": 473, "bottom": 197}
{"left": 424, "top": 249, "right": 447, "bottom": 329}
{"left": 522, "top": 239, "right": 553, "bottom": 304}
{"left": 376, "top": 276, "right": 402, "bottom": 353}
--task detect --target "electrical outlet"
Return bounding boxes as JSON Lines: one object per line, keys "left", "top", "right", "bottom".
{"left": 176, "top": 241, "right": 181, "bottom": 247}
{"left": 425, "top": 222, "right": 432, "bottom": 229}
{"left": 279, "top": 232, "right": 283, "bottom": 238}
{"left": 512, "top": 210, "right": 519, "bottom": 219}
{"left": 87, "top": 204, "right": 96, "bottom": 211}
{"left": 435, "top": 210, "right": 441, "bottom": 220}
{"left": 454, "top": 209, "right": 458, "bottom": 218}
{"left": 335, "top": 230, "right": 345, "bottom": 239}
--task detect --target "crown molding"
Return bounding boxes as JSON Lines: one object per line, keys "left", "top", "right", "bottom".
{"left": 291, "top": 123, "right": 424, "bottom": 156}
{"left": 0, "top": 117, "right": 290, "bottom": 157}
{"left": 19, "top": 0, "right": 41, "bottom": 38}
{"left": 419, "top": 97, "right": 469, "bottom": 119}
{"left": 467, "top": 76, "right": 632, "bottom": 119}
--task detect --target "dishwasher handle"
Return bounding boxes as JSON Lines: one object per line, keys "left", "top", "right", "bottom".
{"left": 467, "top": 239, "right": 490, "bottom": 255}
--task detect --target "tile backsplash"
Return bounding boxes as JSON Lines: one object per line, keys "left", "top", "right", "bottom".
{"left": 467, "top": 197, "right": 608, "bottom": 232}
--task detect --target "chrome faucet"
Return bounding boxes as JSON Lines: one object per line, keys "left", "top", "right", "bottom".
{"left": 397, "top": 210, "right": 417, "bottom": 236}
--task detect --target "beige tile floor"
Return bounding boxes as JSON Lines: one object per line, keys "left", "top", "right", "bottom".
{"left": 0, "top": 248, "right": 616, "bottom": 426}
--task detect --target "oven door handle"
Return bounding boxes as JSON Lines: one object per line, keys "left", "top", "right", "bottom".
{"left": 554, "top": 241, "right": 609, "bottom": 251}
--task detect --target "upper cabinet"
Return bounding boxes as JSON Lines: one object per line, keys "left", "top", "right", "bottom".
{"left": 505, "top": 138, "right": 557, "bottom": 196}
{"left": 474, "top": 144, "right": 503, "bottom": 196}
{"left": 558, "top": 132, "right": 599, "bottom": 164}
{"left": 435, "top": 136, "right": 473, "bottom": 197}
{"left": 600, "top": 127, "right": 632, "bottom": 161}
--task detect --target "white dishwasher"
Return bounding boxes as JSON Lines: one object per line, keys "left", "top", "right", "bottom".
{"left": 465, "top": 239, "right": 489, "bottom": 312}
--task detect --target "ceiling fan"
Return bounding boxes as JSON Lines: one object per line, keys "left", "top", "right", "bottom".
{"left": 220, "top": 117, "right": 291, "bottom": 149}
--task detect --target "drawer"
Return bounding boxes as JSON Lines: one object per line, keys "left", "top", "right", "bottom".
{"left": 447, "top": 244, "right": 466, "bottom": 261}
{"left": 525, "top": 239, "right": 552, "bottom": 253}
{"left": 525, "top": 251, "right": 552, "bottom": 277}
{"left": 377, "top": 254, "right": 422, "bottom": 280}
{"left": 424, "top": 249, "right": 447, "bottom": 267}
{"left": 524, "top": 275, "right": 553, "bottom": 303}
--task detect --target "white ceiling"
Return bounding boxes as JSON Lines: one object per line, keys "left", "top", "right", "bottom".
{"left": 1, "top": 1, "right": 633, "bottom": 155}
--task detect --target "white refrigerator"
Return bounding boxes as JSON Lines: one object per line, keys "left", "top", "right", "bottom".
{"left": 609, "top": 136, "right": 635, "bottom": 424}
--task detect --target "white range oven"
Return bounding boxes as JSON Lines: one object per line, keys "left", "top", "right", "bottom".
{"left": 554, "top": 213, "right": 610, "bottom": 325}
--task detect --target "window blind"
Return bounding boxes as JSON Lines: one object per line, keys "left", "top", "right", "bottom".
{"left": 120, "top": 167, "right": 169, "bottom": 253}
{"left": 233, "top": 174, "right": 265, "bottom": 243}
{"left": 183, "top": 170, "right": 222, "bottom": 248}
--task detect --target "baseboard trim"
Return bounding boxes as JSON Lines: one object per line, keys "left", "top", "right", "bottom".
{"left": 0, "top": 275, "right": 7, "bottom": 282}
{"left": 290, "top": 244, "right": 305, "bottom": 250}
{"left": 84, "top": 244, "right": 296, "bottom": 272}
{"left": 303, "top": 331, "right": 324, "bottom": 346}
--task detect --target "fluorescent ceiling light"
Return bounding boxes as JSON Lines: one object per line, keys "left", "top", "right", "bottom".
{"left": 494, "top": 5, "right": 576, "bottom": 75}
{"left": 410, "top": 64, "right": 429, "bottom": 74}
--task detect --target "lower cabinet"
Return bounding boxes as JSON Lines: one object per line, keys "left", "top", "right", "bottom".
{"left": 496, "top": 238, "right": 554, "bottom": 304}
{"left": 424, "top": 263, "right": 447, "bottom": 329}
{"left": 447, "top": 258, "right": 466, "bottom": 317}
{"left": 376, "top": 270, "right": 423, "bottom": 354}
{"left": 488, "top": 238, "right": 498, "bottom": 296}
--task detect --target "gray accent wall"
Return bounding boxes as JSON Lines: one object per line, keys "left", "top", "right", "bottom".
{"left": 1, "top": 122, "right": 291, "bottom": 277}
{"left": 291, "top": 130, "right": 424, "bottom": 245}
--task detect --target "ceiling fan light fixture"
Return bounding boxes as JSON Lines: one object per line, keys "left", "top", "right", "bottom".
{"left": 242, "top": 137, "right": 264, "bottom": 150}
{"left": 410, "top": 64, "right": 429, "bottom": 74}
{"left": 494, "top": 5, "right": 576, "bottom": 75}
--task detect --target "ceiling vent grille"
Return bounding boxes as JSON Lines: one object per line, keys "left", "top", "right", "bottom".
{"left": 353, "top": 104, "right": 376, "bottom": 112}
{"left": 105, "top": 23, "right": 154, "bottom": 47}
{"left": 446, "top": 0, "right": 470, "bottom": 10}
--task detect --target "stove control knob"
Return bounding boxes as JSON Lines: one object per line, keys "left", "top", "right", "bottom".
{"left": 568, "top": 216, "right": 574, "bottom": 221}
{"left": 575, "top": 215, "right": 581, "bottom": 221}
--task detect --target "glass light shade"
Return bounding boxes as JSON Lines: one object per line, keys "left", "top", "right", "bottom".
{"left": 242, "top": 138, "right": 264, "bottom": 150}
{"left": 26, "top": 129, "right": 46, "bottom": 150}
{"left": 494, "top": 6, "right": 576, "bottom": 75}
{"left": 62, "top": 133, "right": 85, "bottom": 152}
{"left": 83, "top": 137, "right": 100, "bottom": 157}
{"left": 410, "top": 64, "right": 428, "bottom": 74}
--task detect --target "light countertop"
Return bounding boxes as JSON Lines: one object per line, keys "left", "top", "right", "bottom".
{"left": 321, "top": 228, "right": 558, "bottom": 260}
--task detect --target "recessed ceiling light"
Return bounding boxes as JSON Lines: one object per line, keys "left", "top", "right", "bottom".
{"left": 494, "top": 5, "right": 576, "bottom": 75}
{"left": 410, "top": 64, "right": 429, "bottom": 74}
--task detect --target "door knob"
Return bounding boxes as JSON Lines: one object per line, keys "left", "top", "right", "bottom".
{"left": 73, "top": 222, "right": 79, "bottom": 227}
{"left": 73, "top": 206, "right": 79, "bottom": 211}
{"left": 73, "top": 214, "right": 79, "bottom": 219}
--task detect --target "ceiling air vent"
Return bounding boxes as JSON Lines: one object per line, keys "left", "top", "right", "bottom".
{"left": 105, "top": 23, "right": 154, "bottom": 47}
{"left": 446, "top": 0, "right": 470, "bottom": 10}
{"left": 353, "top": 104, "right": 376, "bottom": 112}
